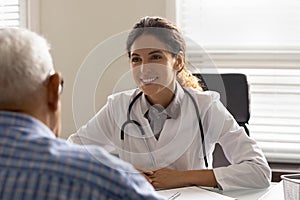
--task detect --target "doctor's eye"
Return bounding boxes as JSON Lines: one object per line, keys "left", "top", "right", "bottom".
{"left": 131, "top": 57, "right": 142, "bottom": 64}
{"left": 150, "top": 54, "right": 162, "bottom": 60}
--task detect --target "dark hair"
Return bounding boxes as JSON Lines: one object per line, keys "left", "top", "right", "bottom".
{"left": 126, "top": 16, "right": 186, "bottom": 58}
{"left": 126, "top": 16, "right": 203, "bottom": 91}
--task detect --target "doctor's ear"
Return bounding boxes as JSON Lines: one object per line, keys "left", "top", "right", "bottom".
{"left": 174, "top": 51, "right": 185, "bottom": 72}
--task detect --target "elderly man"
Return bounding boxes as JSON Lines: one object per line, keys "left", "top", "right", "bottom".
{"left": 0, "top": 28, "right": 164, "bottom": 200}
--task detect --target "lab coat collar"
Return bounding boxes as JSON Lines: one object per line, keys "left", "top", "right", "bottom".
{"left": 140, "top": 82, "right": 184, "bottom": 119}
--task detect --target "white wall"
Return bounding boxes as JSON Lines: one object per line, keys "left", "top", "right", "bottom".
{"left": 39, "top": 0, "right": 167, "bottom": 139}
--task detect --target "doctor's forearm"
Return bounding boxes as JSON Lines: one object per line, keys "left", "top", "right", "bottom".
{"left": 183, "top": 170, "right": 217, "bottom": 187}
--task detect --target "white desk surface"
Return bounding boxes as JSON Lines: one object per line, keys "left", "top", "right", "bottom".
{"left": 158, "top": 182, "right": 284, "bottom": 200}
{"left": 215, "top": 181, "right": 284, "bottom": 200}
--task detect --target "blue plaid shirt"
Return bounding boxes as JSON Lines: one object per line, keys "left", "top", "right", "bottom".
{"left": 0, "top": 111, "right": 164, "bottom": 200}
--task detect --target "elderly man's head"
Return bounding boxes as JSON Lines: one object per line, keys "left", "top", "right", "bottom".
{"left": 0, "top": 28, "right": 62, "bottom": 137}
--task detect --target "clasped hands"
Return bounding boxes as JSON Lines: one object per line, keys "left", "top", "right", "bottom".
{"left": 135, "top": 167, "right": 188, "bottom": 189}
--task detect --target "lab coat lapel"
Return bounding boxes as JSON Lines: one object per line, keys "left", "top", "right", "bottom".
{"left": 151, "top": 95, "right": 199, "bottom": 168}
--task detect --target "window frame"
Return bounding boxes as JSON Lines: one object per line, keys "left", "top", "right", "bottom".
{"left": 172, "top": 0, "right": 300, "bottom": 164}
{"left": 26, "top": 0, "right": 40, "bottom": 32}
{"left": 0, "top": 0, "right": 40, "bottom": 31}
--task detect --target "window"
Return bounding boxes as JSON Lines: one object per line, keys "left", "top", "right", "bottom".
{"left": 175, "top": 0, "right": 300, "bottom": 163}
{"left": 0, "top": 0, "right": 27, "bottom": 28}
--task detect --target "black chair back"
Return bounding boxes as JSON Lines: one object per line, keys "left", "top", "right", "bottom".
{"left": 193, "top": 73, "right": 250, "bottom": 167}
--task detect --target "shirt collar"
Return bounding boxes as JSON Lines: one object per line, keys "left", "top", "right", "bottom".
{"left": 0, "top": 111, "right": 55, "bottom": 139}
{"left": 140, "top": 82, "right": 184, "bottom": 119}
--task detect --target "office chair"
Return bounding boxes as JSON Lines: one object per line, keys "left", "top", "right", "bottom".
{"left": 193, "top": 73, "right": 250, "bottom": 167}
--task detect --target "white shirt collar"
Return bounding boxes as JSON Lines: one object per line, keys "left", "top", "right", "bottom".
{"left": 140, "top": 82, "right": 184, "bottom": 119}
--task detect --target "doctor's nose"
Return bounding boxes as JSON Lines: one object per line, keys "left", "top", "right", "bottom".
{"left": 140, "top": 62, "right": 149, "bottom": 73}
{"left": 140, "top": 59, "right": 156, "bottom": 73}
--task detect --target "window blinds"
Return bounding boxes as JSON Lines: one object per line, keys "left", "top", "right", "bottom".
{"left": 177, "top": 0, "right": 300, "bottom": 163}
{"left": 0, "top": 0, "right": 26, "bottom": 28}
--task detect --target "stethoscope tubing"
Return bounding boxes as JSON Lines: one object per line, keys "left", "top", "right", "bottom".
{"left": 182, "top": 88, "right": 208, "bottom": 168}
{"left": 120, "top": 88, "right": 208, "bottom": 169}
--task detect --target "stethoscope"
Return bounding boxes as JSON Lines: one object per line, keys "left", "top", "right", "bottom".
{"left": 120, "top": 87, "right": 208, "bottom": 169}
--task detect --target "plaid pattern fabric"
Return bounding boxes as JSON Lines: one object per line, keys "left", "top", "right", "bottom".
{"left": 0, "top": 111, "right": 163, "bottom": 200}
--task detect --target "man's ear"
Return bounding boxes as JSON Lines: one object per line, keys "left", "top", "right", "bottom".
{"left": 47, "top": 73, "right": 61, "bottom": 111}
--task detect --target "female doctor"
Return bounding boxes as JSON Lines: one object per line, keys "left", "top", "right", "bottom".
{"left": 68, "top": 16, "right": 271, "bottom": 191}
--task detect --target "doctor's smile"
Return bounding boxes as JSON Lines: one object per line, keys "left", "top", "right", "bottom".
{"left": 142, "top": 77, "right": 158, "bottom": 83}
{"left": 140, "top": 77, "right": 159, "bottom": 85}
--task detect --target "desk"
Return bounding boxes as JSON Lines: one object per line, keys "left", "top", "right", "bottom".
{"left": 158, "top": 182, "right": 284, "bottom": 200}
{"left": 212, "top": 181, "right": 284, "bottom": 200}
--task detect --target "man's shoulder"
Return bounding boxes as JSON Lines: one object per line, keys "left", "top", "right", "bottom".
{"left": 44, "top": 140, "right": 154, "bottom": 198}
{"left": 50, "top": 138, "right": 136, "bottom": 176}
{"left": 1, "top": 128, "right": 161, "bottom": 200}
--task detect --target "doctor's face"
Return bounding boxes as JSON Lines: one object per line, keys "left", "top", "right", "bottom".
{"left": 130, "top": 34, "right": 181, "bottom": 97}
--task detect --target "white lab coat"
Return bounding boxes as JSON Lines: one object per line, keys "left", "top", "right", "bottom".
{"left": 68, "top": 86, "right": 271, "bottom": 191}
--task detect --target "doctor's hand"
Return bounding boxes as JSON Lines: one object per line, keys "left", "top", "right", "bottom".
{"left": 150, "top": 168, "right": 218, "bottom": 189}
{"left": 149, "top": 168, "right": 187, "bottom": 189}
{"left": 134, "top": 166, "right": 154, "bottom": 184}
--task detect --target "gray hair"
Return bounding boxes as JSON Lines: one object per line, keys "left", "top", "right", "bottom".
{"left": 0, "top": 28, "right": 53, "bottom": 106}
